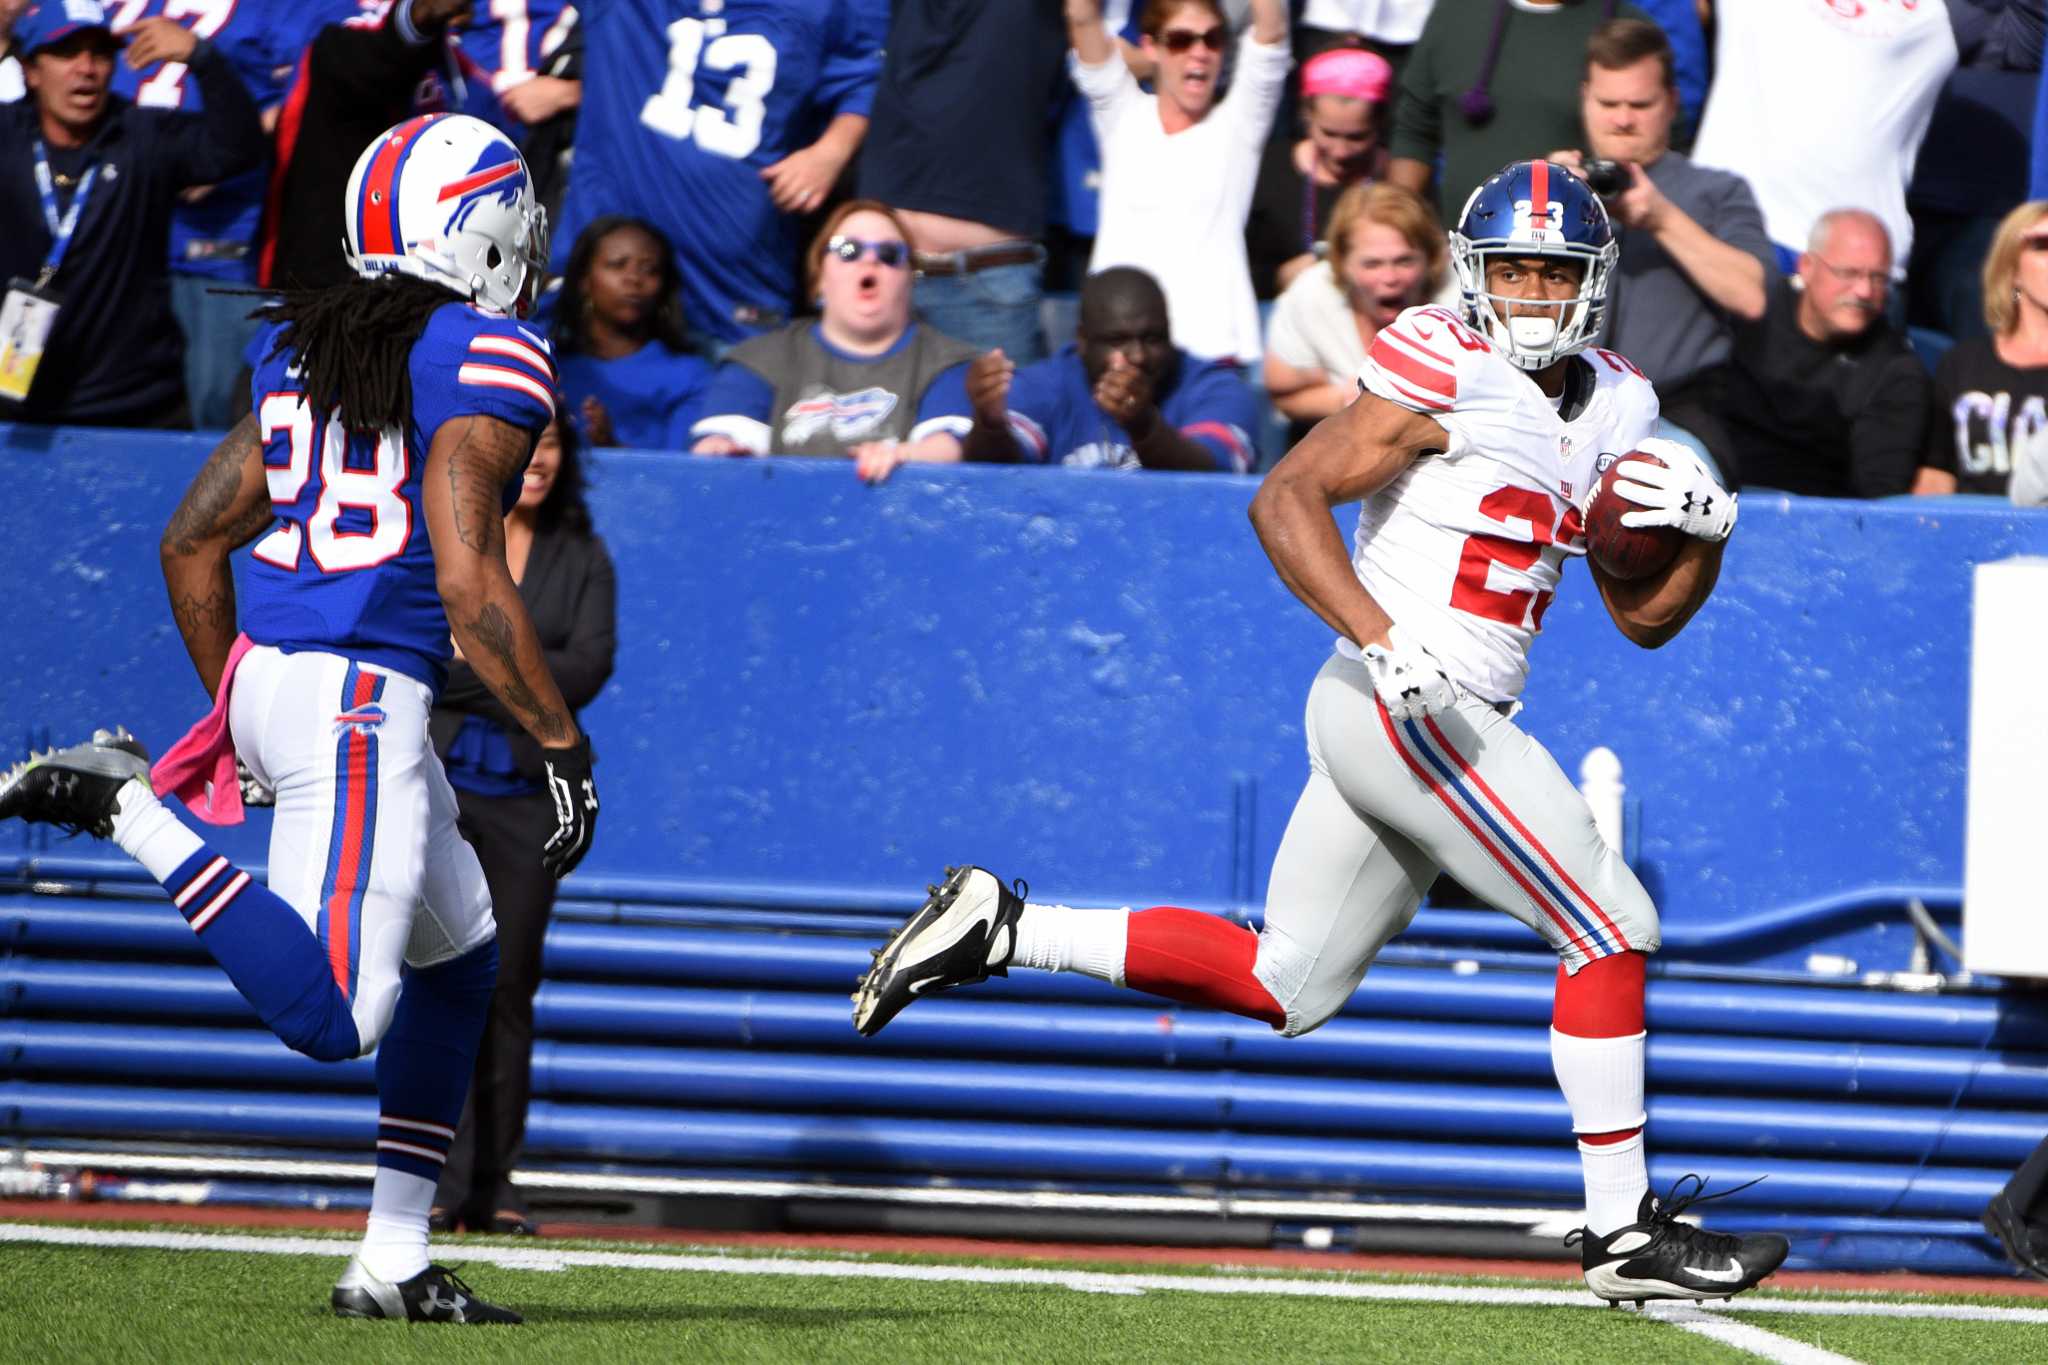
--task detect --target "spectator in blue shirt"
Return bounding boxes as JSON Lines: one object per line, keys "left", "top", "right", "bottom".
{"left": 961, "top": 266, "right": 1256, "bottom": 472}
{"left": 551, "top": 215, "right": 712, "bottom": 452}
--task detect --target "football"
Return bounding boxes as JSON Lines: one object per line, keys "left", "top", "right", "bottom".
{"left": 1585, "top": 453, "right": 1683, "bottom": 581}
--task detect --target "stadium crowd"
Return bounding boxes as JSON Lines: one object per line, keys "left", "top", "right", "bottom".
{"left": 1, "top": 0, "right": 2044, "bottom": 500}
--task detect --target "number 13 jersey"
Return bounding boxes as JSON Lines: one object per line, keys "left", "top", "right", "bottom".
{"left": 240, "top": 302, "right": 557, "bottom": 692}
{"left": 1350, "top": 305, "right": 1659, "bottom": 704}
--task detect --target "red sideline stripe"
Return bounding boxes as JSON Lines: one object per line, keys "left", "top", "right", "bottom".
{"left": 1370, "top": 335, "right": 1455, "bottom": 405}
{"left": 324, "top": 670, "right": 378, "bottom": 994}
{"left": 357, "top": 118, "right": 434, "bottom": 257}
{"left": 1376, "top": 699, "right": 1600, "bottom": 958}
{"left": 436, "top": 161, "right": 522, "bottom": 203}
{"left": 1529, "top": 160, "right": 1550, "bottom": 228}
{"left": 1420, "top": 714, "right": 1630, "bottom": 952}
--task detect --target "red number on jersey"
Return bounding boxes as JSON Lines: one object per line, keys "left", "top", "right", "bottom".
{"left": 1592, "top": 348, "right": 1645, "bottom": 379}
{"left": 1416, "top": 306, "right": 1492, "bottom": 354}
{"left": 1450, "top": 491, "right": 1585, "bottom": 629}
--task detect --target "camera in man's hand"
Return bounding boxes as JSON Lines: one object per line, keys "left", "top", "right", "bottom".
{"left": 1580, "top": 158, "right": 1634, "bottom": 199}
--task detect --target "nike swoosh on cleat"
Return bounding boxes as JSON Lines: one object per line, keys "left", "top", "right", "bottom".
{"left": 1688, "top": 1261, "right": 1747, "bottom": 1283}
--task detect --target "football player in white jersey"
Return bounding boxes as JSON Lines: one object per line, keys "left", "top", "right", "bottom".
{"left": 854, "top": 160, "right": 1787, "bottom": 1304}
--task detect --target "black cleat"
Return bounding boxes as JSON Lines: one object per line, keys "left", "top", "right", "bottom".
{"left": 852, "top": 864, "right": 1026, "bottom": 1037}
{"left": 1569, "top": 1175, "right": 1789, "bottom": 1303}
{"left": 1984, "top": 1192, "right": 2048, "bottom": 1281}
{"left": 0, "top": 728, "right": 150, "bottom": 839}
{"left": 331, "top": 1257, "right": 522, "bottom": 1324}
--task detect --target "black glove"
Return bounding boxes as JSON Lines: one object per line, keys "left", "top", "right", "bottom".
{"left": 540, "top": 734, "right": 597, "bottom": 878}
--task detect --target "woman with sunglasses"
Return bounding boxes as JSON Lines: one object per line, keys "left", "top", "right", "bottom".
{"left": 1068, "top": 0, "right": 1291, "bottom": 367}
{"left": 551, "top": 216, "right": 714, "bottom": 451}
{"left": 1917, "top": 202, "right": 2048, "bottom": 503}
{"left": 690, "top": 200, "right": 980, "bottom": 476}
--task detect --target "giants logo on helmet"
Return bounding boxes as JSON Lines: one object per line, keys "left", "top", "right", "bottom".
{"left": 437, "top": 146, "right": 529, "bottom": 237}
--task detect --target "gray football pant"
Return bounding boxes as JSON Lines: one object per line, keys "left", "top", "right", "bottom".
{"left": 1250, "top": 654, "right": 1661, "bottom": 1036}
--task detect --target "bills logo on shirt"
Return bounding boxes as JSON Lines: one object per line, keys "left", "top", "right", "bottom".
{"left": 333, "top": 704, "right": 388, "bottom": 737}
{"left": 781, "top": 387, "right": 899, "bottom": 444}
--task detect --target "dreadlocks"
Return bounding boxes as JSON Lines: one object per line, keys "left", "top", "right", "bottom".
{"left": 253, "top": 275, "right": 462, "bottom": 433}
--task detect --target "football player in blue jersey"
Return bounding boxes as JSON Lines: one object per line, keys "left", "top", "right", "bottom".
{"left": 555, "top": 0, "right": 888, "bottom": 347}
{"left": 0, "top": 113, "right": 594, "bottom": 1325}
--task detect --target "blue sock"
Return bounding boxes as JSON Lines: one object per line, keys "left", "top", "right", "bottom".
{"left": 162, "top": 848, "right": 363, "bottom": 1062}
{"left": 373, "top": 939, "right": 499, "bottom": 1182}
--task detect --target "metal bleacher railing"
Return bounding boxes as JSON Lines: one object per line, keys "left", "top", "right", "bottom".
{"left": 3, "top": 854, "right": 2039, "bottom": 1275}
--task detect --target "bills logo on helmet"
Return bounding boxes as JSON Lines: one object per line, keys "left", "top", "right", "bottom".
{"left": 437, "top": 145, "right": 529, "bottom": 236}
{"left": 782, "top": 388, "right": 899, "bottom": 444}
{"left": 333, "top": 704, "right": 388, "bottom": 737}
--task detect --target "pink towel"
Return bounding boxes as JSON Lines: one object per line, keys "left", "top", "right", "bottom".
{"left": 150, "top": 633, "right": 256, "bottom": 825}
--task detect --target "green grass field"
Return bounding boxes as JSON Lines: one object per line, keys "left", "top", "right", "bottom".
{"left": 2, "top": 1222, "right": 2044, "bottom": 1364}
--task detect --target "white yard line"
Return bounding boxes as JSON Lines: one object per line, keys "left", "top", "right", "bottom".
{"left": 4, "top": 1222, "right": 2041, "bottom": 1338}
{"left": 1649, "top": 1303, "right": 1866, "bottom": 1365}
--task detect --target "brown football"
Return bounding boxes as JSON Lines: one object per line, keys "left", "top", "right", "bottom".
{"left": 1585, "top": 453, "right": 1683, "bottom": 581}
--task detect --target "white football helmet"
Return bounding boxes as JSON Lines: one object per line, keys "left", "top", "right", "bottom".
{"left": 343, "top": 113, "right": 548, "bottom": 317}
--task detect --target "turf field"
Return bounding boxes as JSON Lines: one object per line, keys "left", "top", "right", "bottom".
{"left": 2, "top": 1222, "right": 2044, "bottom": 1364}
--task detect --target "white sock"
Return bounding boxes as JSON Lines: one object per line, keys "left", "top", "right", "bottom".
{"left": 358, "top": 1167, "right": 436, "bottom": 1283}
{"left": 1579, "top": 1132, "right": 1649, "bottom": 1236}
{"left": 1011, "top": 903, "right": 1128, "bottom": 984}
{"left": 1550, "top": 1028, "right": 1650, "bottom": 1235}
{"left": 109, "top": 779, "right": 204, "bottom": 882}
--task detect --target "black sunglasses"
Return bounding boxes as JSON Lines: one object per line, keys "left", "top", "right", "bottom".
{"left": 826, "top": 235, "right": 909, "bottom": 269}
{"left": 1159, "top": 26, "right": 1225, "bottom": 53}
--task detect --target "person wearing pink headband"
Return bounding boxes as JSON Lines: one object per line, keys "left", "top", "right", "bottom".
{"left": 1246, "top": 44, "right": 1394, "bottom": 301}
{"left": 1300, "top": 46, "right": 1393, "bottom": 104}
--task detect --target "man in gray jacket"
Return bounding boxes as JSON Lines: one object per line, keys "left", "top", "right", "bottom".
{"left": 1552, "top": 17, "right": 1774, "bottom": 487}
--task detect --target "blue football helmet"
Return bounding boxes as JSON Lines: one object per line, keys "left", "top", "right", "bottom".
{"left": 1450, "top": 160, "right": 1618, "bottom": 371}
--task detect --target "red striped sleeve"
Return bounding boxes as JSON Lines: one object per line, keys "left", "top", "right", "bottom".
{"left": 1367, "top": 326, "right": 1457, "bottom": 411}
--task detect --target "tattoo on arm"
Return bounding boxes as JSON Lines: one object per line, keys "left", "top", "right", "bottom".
{"left": 164, "top": 415, "right": 263, "bottom": 557}
{"left": 466, "top": 600, "right": 571, "bottom": 742}
{"left": 444, "top": 417, "right": 531, "bottom": 556}
{"left": 168, "top": 587, "right": 235, "bottom": 642}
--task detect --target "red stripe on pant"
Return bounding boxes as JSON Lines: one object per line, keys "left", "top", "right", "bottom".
{"left": 324, "top": 671, "right": 378, "bottom": 995}
{"left": 1123, "top": 906, "right": 1286, "bottom": 1028}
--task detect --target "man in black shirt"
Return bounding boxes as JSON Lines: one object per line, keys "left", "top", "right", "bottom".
{"left": 857, "top": 0, "right": 1067, "bottom": 362}
{"left": 1723, "top": 209, "right": 1933, "bottom": 498}
{"left": 0, "top": 0, "right": 263, "bottom": 427}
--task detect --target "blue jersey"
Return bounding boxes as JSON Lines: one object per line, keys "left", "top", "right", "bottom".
{"left": 1005, "top": 345, "right": 1257, "bottom": 473}
{"left": 241, "top": 302, "right": 557, "bottom": 689}
{"left": 107, "top": 0, "right": 312, "bottom": 283}
{"left": 557, "top": 343, "right": 713, "bottom": 451}
{"left": 556, "top": 0, "right": 886, "bottom": 343}
{"left": 455, "top": 0, "right": 577, "bottom": 96}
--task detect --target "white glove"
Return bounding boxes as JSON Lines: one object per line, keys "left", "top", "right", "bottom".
{"left": 1613, "top": 437, "right": 1737, "bottom": 542}
{"left": 1361, "top": 624, "right": 1457, "bottom": 721}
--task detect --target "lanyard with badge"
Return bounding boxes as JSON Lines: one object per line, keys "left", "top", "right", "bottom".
{"left": 0, "top": 140, "right": 100, "bottom": 403}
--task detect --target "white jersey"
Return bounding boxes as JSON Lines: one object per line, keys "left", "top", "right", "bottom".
{"left": 1347, "top": 305, "right": 1659, "bottom": 703}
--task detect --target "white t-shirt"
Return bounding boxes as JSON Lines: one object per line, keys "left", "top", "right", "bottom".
{"left": 1299, "top": 0, "right": 1434, "bottom": 43}
{"left": 1691, "top": 0, "right": 1956, "bottom": 266}
{"left": 1268, "top": 261, "right": 1460, "bottom": 387}
{"left": 1349, "top": 305, "right": 1659, "bottom": 702}
{"left": 1269, "top": 262, "right": 1369, "bottom": 387}
{"left": 0, "top": 55, "right": 23, "bottom": 104}
{"left": 1075, "top": 33, "right": 1292, "bottom": 365}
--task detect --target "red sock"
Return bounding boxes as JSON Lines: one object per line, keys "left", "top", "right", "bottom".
{"left": 1554, "top": 950, "right": 1647, "bottom": 1145}
{"left": 1123, "top": 907, "right": 1286, "bottom": 1028}
{"left": 1553, "top": 950, "right": 1645, "bottom": 1037}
